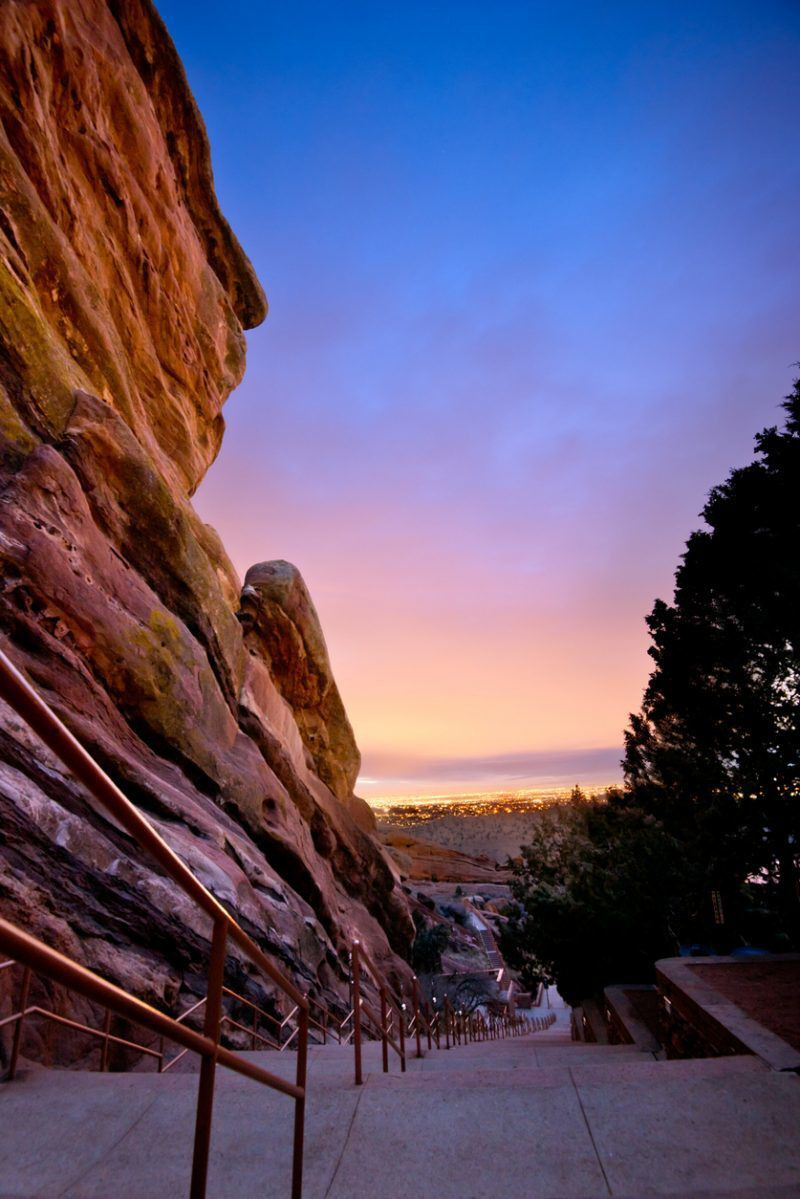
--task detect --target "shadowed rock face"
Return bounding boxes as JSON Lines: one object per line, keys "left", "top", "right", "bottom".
{"left": 0, "top": 0, "right": 412, "bottom": 1062}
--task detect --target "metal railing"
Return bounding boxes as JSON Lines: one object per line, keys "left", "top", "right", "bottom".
{"left": 345, "top": 945, "right": 558, "bottom": 1084}
{"left": 0, "top": 646, "right": 309, "bottom": 1199}
{"left": 0, "top": 959, "right": 168, "bottom": 1076}
{"left": 350, "top": 939, "right": 407, "bottom": 1084}
{"left": 0, "top": 644, "right": 559, "bottom": 1194}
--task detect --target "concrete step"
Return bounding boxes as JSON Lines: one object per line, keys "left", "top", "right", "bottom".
{"left": 324, "top": 1055, "right": 800, "bottom": 1199}
{"left": 1, "top": 1049, "right": 797, "bottom": 1198}
{"left": 244, "top": 1036, "right": 651, "bottom": 1079}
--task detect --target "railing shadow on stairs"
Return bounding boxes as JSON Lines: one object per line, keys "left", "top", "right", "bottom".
{"left": 0, "top": 646, "right": 310, "bottom": 1199}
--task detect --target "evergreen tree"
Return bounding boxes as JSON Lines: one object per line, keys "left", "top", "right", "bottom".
{"left": 625, "top": 378, "right": 800, "bottom": 942}
{"left": 503, "top": 378, "right": 800, "bottom": 1003}
{"left": 500, "top": 788, "right": 686, "bottom": 1003}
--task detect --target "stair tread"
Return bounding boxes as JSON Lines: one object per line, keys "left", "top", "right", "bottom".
{"left": 1, "top": 1047, "right": 796, "bottom": 1199}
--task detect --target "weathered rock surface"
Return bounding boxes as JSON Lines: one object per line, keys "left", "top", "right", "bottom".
{"left": 240, "top": 561, "right": 375, "bottom": 831}
{"left": 0, "top": 0, "right": 412, "bottom": 1065}
{"left": 382, "top": 832, "right": 513, "bottom": 884}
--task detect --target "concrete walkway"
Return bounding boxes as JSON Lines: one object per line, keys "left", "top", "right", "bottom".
{"left": 1, "top": 1003, "right": 799, "bottom": 1198}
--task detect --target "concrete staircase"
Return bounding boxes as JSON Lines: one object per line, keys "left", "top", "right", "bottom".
{"left": 1, "top": 1000, "right": 799, "bottom": 1198}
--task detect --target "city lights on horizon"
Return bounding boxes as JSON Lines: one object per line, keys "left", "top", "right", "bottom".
{"left": 364, "top": 780, "right": 621, "bottom": 809}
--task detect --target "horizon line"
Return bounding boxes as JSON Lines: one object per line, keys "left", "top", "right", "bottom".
{"left": 364, "top": 778, "right": 622, "bottom": 806}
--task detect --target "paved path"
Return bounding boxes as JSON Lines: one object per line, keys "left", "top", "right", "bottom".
{"left": 1, "top": 1002, "right": 799, "bottom": 1198}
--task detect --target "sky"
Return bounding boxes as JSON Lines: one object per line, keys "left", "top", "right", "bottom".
{"left": 157, "top": 0, "right": 800, "bottom": 799}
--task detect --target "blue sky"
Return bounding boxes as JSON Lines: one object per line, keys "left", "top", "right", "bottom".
{"left": 157, "top": 0, "right": 800, "bottom": 796}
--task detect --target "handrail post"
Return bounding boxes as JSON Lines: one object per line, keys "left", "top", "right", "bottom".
{"left": 424, "top": 1001, "right": 432, "bottom": 1051}
{"left": 190, "top": 917, "right": 227, "bottom": 1199}
{"left": 412, "top": 975, "right": 423, "bottom": 1058}
{"left": 379, "top": 986, "right": 389, "bottom": 1073}
{"left": 8, "top": 965, "right": 31, "bottom": 1080}
{"left": 291, "top": 1000, "right": 308, "bottom": 1199}
{"left": 100, "top": 1008, "right": 112, "bottom": 1072}
{"left": 444, "top": 996, "right": 451, "bottom": 1049}
{"left": 398, "top": 1001, "right": 406, "bottom": 1072}
{"left": 351, "top": 942, "right": 363, "bottom": 1085}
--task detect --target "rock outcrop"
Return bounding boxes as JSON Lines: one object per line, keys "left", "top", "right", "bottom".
{"left": 0, "top": 0, "right": 412, "bottom": 1063}
{"left": 240, "top": 563, "right": 369, "bottom": 821}
{"left": 382, "top": 832, "right": 513, "bottom": 884}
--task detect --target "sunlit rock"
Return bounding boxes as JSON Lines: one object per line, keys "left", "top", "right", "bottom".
{"left": 0, "top": 0, "right": 411, "bottom": 1064}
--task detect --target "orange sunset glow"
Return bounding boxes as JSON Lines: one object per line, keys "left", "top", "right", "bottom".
{"left": 173, "top": 0, "right": 800, "bottom": 800}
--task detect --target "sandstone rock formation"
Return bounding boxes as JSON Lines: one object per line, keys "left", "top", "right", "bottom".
{"left": 0, "top": 0, "right": 412, "bottom": 1063}
{"left": 382, "top": 832, "right": 513, "bottom": 884}
{"left": 240, "top": 561, "right": 376, "bottom": 833}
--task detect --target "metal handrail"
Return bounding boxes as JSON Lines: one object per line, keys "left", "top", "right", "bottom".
{"left": 344, "top": 948, "right": 554, "bottom": 1083}
{"left": 338, "top": 1007, "right": 356, "bottom": 1044}
{"left": 350, "top": 940, "right": 406, "bottom": 1084}
{"left": 0, "top": 924, "right": 303, "bottom": 1101}
{"left": 0, "top": 963, "right": 164, "bottom": 1074}
{"left": 0, "top": 645, "right": 558, "bottom": 1198}
{"left": 308, "top": 1005, "right": 342, "bottom": 1045}
{"left": 0, "top": 650, "right": 306, "bottom": 1008}
{"left": 358, "top": 995, "right": 404, "bottom": 1060}
{"left": 0, "top": 647, "right": 308, "bottom": 1199}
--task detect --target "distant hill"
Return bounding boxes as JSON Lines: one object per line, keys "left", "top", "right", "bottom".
{"left": 374, "top": 786, "right": 618, "bottom": 865}
{"left": 381, "top": 831, "right": 512, "bottom": 882}
{"left": 378, "top": 807, "right": 541, "bottom": 865}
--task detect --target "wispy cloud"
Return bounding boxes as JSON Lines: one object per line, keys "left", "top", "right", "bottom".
{"left": 359, "top": 745, "right": 623, "bottom": 791}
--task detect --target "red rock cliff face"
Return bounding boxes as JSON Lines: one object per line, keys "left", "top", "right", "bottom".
{"left": 0, "top": 0, "right": 412, "bottom": 1056}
